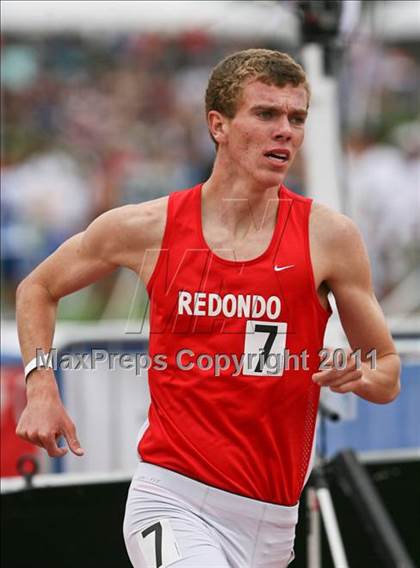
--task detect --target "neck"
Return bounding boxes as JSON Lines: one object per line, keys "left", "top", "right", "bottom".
{"left": 202, "top": 153, "right": 282, "bottom": 233}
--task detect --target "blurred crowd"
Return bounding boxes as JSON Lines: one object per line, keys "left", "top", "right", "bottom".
{"left": 1, "top": 33, "right": 222, "bottom": 312}
{"left": 340, "top": 40, "right": 420, "bottom": 302}
{"left": 1, "top": 31, "right": 419, "bottom": 317}
{"left": 346, "top": 123, "right": 420, "bottom": 300}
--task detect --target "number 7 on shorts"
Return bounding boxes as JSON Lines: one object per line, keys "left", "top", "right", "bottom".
{"left": 137, "top": 519, "right": 181, "bottom": 568}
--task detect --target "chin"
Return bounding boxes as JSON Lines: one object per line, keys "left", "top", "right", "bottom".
{"left": 254, "top": 171, "right": 286, "bottom": 189}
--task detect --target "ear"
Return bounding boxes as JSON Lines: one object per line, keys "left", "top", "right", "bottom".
{"left": 207, "top": 110, "right": 229, "bottom": 145}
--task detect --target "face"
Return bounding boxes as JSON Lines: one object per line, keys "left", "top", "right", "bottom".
{"left": 210, "top": 80, "right": 308, "bottom": 188}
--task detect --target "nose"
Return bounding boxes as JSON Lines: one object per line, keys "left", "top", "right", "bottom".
{"left": 273, "top": 115, "right": 292, "bottom": 141}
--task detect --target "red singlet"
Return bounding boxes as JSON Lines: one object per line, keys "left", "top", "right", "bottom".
{"left": 138, "top": 183, "right": 331, "bottom": 505}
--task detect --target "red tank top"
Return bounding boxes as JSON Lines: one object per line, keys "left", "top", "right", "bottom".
{"left": 138, "top": 183, "right": 331, "bottom": 505}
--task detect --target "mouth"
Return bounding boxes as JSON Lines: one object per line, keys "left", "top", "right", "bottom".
{"left": 264, "top": 149, "right": 291, "bottom": 165}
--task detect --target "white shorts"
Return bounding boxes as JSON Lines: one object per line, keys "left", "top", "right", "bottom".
{"left": 123, "top": 461, "right": 299, "bottom": 568}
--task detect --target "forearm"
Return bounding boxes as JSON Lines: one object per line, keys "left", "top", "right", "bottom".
{"left": 15, "top": 276, "right": 84, "bottom": 457}
{"left": 353, "top": 353, "right": 401, "bottom": 404}
{"left": 14, "top": 225, "right": 121, "bottom": 457}
{"left": 16, "top": 277, "right": 59, "bottom": 393}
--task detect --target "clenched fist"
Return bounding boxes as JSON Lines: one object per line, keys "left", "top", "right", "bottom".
{"left": 16, "top": 370, "right": 84, "bottom": 458}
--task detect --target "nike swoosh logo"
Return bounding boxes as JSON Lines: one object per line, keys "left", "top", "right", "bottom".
{"left": 274, "top": 264, "right": 295, "bottom": 272}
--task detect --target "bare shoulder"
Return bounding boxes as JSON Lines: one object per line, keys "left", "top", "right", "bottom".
{"left": 108, "top": 196, "right": 168, "bottom": 241}
{"left": 310, "top": 201, "right": 371, "bottom": 285}
{"left": 310, "top": 201, "right": 359, "bottom": 239}
{"left": 83, "top": 196, "right": 169, "bottom": 270}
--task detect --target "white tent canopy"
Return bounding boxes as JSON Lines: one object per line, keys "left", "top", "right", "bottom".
{"left": 1, "top": 1, "right": 299, "bottom": 43}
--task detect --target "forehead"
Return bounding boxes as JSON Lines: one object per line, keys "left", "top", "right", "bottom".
{"left": 238, "top": 80, "right": 308, "bottom": 111}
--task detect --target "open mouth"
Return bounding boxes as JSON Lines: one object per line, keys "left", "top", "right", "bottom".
{"left": 264, "top": 150, "right": 290, "bottom": 163}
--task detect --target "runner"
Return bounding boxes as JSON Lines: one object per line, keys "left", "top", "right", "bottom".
{"left": 16, "top": 49, "right": 400, "bottom": 567}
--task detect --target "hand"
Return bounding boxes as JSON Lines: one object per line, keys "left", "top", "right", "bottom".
{"left": 312, "top": 349, "right": 364, "bottom": 394}
{"left": 16, "top": 372, "right": 84, "bottom": 458}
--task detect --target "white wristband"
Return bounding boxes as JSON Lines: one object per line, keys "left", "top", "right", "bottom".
{"left": 24, "top": 355, "right": 53, "bottom": 382}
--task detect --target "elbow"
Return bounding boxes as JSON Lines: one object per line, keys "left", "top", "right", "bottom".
{"left": 388, "top": 354, "right": 402, "bottom": 402}
{"left": 16, "top": 274, "right": 56, "bottom": 307}
{"left": 387, "top": 378, "right": 401, "bottom": 403}
{"left": 377, "top": 375, "right": 401, "bottom": 405}
{"left": 375, "top": 384, "right": 400, "bottom": 405}
{"left": 357, "top": 354, "right": 401, "bottom": 404}
{"left": 16, "top": 276, "right": 31, "bottom": 303}
{"left": 16, "top": 274, "right": 39, "bottom": 300}
{"left": 380, "top": 354, "right": 402, "bottom": 404}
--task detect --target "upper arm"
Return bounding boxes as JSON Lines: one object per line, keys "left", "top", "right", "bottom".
{"left": 20, "top": 198, "right": 168, "bottom": 301}
{"left": 319, "top": 208, "right": 396, "bottom": 358}
{"left": 20, "top": 223, "right": 118, "bottom": 302}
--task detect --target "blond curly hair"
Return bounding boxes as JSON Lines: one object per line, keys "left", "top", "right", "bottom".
{"left": 205, "top": 48, "right": 310, "bottom": 119}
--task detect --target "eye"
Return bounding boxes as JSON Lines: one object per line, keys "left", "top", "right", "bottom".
{"left": 257, "top": 110, "right": 274, "bottom": 120}
{"left": 290, "top": 115, "right": 306, "bottom": 125}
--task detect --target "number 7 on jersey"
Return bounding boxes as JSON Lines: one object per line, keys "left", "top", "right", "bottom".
{"left": 243, "top": 320, "right": 287, "bottom": 376}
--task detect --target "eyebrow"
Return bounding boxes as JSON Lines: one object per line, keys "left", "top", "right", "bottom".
{"left": 250, "top": 104, "right": 308, "bottom": 116}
